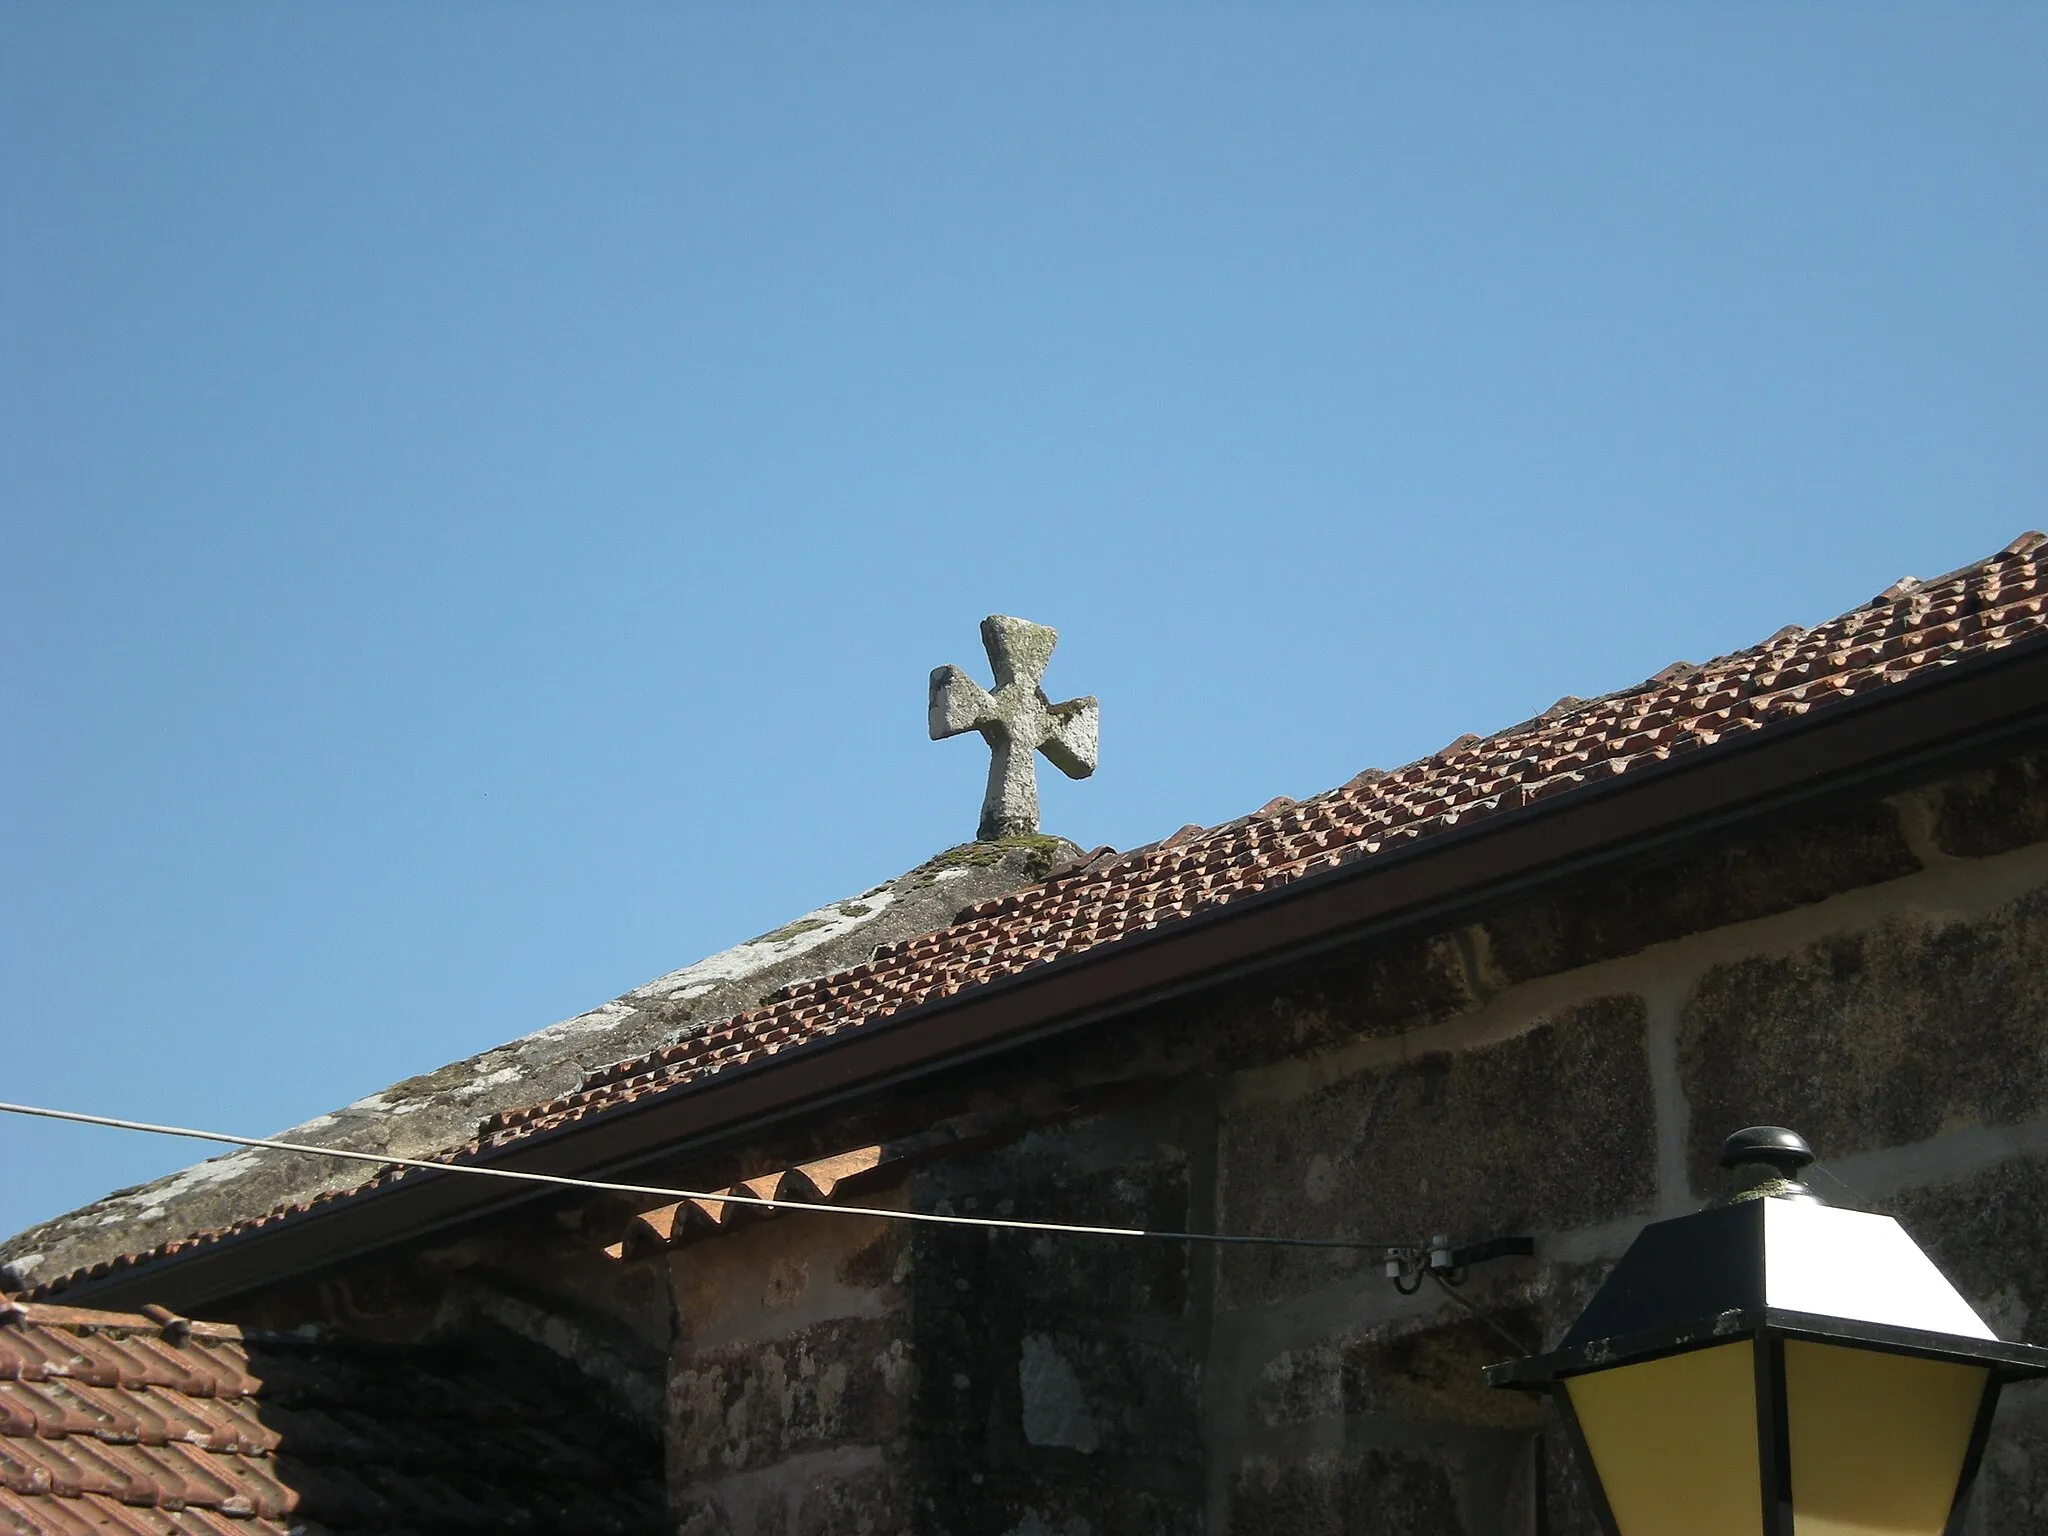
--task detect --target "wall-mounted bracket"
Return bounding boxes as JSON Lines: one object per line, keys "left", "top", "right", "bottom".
{"left": 1383, "top": 1233, "right": 1537, "bottom": 1354}
{"left": 1383, "top": 1233, "right": 1534, "bottom": 1294}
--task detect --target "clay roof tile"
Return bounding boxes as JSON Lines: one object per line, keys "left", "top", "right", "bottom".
{"left": 0, "top": 1302, "right": 664, "bottom": 1534}
{"left": 28, "top": 533, "right": 2048, "bottom": 1304}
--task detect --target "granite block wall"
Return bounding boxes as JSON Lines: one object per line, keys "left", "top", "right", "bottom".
{"left": 278, "top": 753, "right": 2048, "bottom": 1534}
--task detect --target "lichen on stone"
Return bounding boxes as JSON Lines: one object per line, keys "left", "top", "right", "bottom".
{"left": 0, "top": 837, "right": 1077, "bottom": 1290}
{"left": 757, "top": 916, "right": 831, "bottom": 944}
{"left": 912, "top": 834, "right": 1079, "bottom": 886}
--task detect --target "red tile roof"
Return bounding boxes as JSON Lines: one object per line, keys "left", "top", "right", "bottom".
{"left": 0, "top": 1299, "right": 663, "bottom": 1534}
{"left": 24, "top": 531, "right": 2048, "bottom": 1303}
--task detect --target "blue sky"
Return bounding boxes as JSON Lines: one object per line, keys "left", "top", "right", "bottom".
{"left": 2, "top": 4, "right": 2043, "bottom": 1242}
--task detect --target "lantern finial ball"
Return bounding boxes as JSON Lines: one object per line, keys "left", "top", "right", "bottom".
{"left": 1718, "top": 1125, "right": 1818, "bottom": 1205}
{"left": 1717, "top": 1125, "right": 1816, "bottom": 1174}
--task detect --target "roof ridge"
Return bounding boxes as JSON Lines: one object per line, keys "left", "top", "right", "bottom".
{"left": 0, "top": 1297, "right": 244, "bottom": 1342}
{"left": 18, "top": 531, "right": 2048, "bottom": 1303}
{"left": 424, "top": 528, "right": 2048, "bottom": 1119}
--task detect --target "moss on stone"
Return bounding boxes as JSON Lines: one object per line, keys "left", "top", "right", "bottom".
{"left": 754, "top": 916, "right": 830, "bottom": 945}
{"left": 912, "top": 834, "right": 1080, "bottom": 885}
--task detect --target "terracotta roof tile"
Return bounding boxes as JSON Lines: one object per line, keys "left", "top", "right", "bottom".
{"left": 0, "top": 1302, "right": 662, "bottom": 1534}
{"left": 24, "top": 533, "right": 2048, "bottom": 1304}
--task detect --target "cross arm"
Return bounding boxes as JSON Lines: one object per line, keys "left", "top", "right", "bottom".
{"left": 1038, "top": 696, "right": 1099, "bottom": 780}
{"left": 928, "top": 665, "right": 1000, "bottom": 740}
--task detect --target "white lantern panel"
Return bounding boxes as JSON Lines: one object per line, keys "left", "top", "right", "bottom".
{"left": 1763, "top": 1203, "right": 1995, "bottom": 1341}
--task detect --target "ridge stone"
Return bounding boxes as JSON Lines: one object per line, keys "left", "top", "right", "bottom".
{"left": 0, "top": 837, "right": 1078, "bottom": 1291}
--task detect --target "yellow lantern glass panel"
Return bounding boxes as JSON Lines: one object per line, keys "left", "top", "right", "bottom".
{"left": 1783, "top": 1340, "right": 1988, "bottom": 1536}
{"left": 1564, "top": 1341, "right": 1761, "bottom": 1536}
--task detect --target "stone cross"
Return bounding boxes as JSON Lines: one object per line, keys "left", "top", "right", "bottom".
{"left": 929, "top": 616, "right": 1099, "bottom": 841}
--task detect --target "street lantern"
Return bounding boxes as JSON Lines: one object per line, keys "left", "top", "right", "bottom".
{"left": 1488, "top": 1127, "right": 2048, "bottom": 1535}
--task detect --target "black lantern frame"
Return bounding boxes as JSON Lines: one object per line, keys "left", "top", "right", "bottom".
{"left": 1492, "top": 1307, "right": 2047, "bottom": 1536}
{"left": 1487, "top": 1135, "right": 2048, "bottom": 1536}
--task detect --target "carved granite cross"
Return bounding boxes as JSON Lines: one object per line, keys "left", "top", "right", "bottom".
{"left": 929, "top": 616, "right": 1099, "bottom": 841}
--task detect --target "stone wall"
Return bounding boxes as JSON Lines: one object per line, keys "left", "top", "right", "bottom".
{"left": 1179, "top": 767, "right": 2048, "bottom": 1535}
{"left": 239, "top": 750, "right": 2048, "bottom": 1534}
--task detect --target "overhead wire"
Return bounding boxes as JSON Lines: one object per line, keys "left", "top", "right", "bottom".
{"left": 0, "top": 1100, "right": 1414, "bottom": 1253}
{"left": 1808, "top": 1160, "right": 1871, "bottom": 1208}
{"left": 1425, "top": 1270, "right": 1536, "bottom": 1355}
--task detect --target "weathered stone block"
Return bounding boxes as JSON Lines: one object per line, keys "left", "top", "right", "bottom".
{"left": 911, "top": 1139, "right": 1195, "bottom": 1328}
{"left": 1154, "top": 931, "right": 1479, "bottom": 1076}
{"left": 1246, "top": 1309, "right": 1546, "bottom": 1436}
{"left": 1204, "top": 925, "right": 1482, "bottom": 1073}
{"left": 668, "top": 1317, "right": 916, "bottom": 1478}
{"left": 1262, "top": 931, "right": 1482, "bottom": 1047}
{"left": 673, "top": 1452, "right": 912, "bottom": 1536}
{"left": 1888, "top": 1152, "right": 2048, "bottom": 1348}
{"left": 1226, "top": 1448, "right": 1467, "bottom": 1536}
{"left": 1216, "top": 997, "right": 1656, "bottom": 1310}
{"left": 789, "top": 1462, "right": 913, "bottom": 1536}
{"left": 1341, "top": 1309, "right": 1547, "bottom": 1433}
{"left": 1679, "top": 890, "right": 2048, "bottom": 1190}
{"left": 1482, "top": 800, "right": 1918, "bottom": 985}
{"left": 1539, "top": 1424, "right": 1608, "bottom": 1536}
{"left": 1971, "top": 1382, "right": 2048, "bottom": 1533}
{"left": 1881, "top": 1157, "right": 2048, "bottom": 1529}
{"left": 1016, "top": 1328, "right": 1201, "bottom": 1459}
{"left": 917, "top": 1471, "right": 1198, "bottom": 1536}
{"left": 906, "top": 1225, "right": 1204, "bottom": 1472}
{"left": 1245, "top": 1338, "right": 1342, "bottom": 1428}
{"left": 1934, "top": 750, "right": 2048, "bottom": 859}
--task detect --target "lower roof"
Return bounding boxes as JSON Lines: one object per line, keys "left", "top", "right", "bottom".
{"left": 0, "top": 840, "right": 1073, "bottom": 1296}
{"left": 0, "top": 1299, "right": 663, "bottom": 1536}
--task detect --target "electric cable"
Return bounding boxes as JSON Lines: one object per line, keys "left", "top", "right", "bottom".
{"left": 0, "top": 1100, "right": 1411, "bottom": 1252}
{"left": 1808, "top": 1161, "right": 1871, "bottom": 1208}
{"left": 1425, "top": 1269, "right": 1535, "bottom": 1355}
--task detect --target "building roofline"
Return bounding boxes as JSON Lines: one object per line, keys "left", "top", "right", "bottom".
{"left": 58, "top": 624, "right": 2048, "bottom": 1313}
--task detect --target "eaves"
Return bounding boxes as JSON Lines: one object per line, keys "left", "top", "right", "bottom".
{"left": 64, "top": 632, "right": 2048, "bottom": 1313}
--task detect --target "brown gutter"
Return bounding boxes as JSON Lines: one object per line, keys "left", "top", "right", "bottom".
{"left": 66, "top": 635, "right": 2048, "bottom": 1312}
